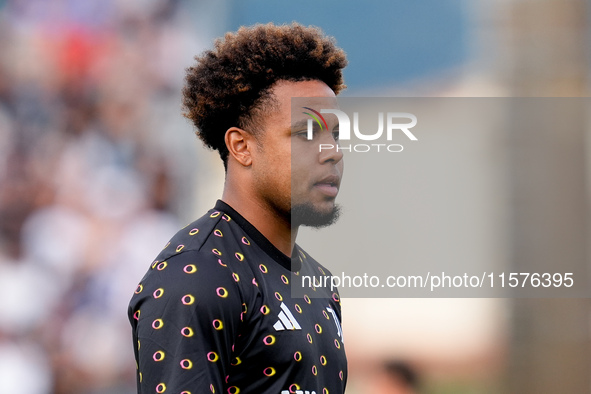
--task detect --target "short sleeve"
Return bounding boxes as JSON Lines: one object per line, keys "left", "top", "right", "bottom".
{"left": 128, "top": 250, "right": 245, "bottom": 394}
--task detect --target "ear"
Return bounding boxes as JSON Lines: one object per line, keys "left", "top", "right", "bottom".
{"left": 225, "top": 127, "right": 254, "bottom": 167}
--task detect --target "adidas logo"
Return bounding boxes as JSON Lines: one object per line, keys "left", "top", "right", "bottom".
{"left": 273, "top": 302, "right": 301, "bottom": 331}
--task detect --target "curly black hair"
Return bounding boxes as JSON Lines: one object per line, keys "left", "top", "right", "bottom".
{"left": 182, "top": 22, "right": 348, "bottom": 167}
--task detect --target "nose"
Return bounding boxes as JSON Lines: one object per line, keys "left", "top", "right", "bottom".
{"left": 318, "top": 132, "right": 344, "bottom": 164}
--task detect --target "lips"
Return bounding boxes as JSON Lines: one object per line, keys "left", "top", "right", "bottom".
{"left": 313, "top": 174, "right": 341, "bottom": 198}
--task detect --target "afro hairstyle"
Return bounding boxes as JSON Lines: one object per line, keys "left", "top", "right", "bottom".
{"left": 182, "top": 22, "right": 348, "bottom": 167}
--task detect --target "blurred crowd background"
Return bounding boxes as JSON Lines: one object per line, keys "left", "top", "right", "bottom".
{"left": 0, "top": 0, "right": 211, "bottom": 392}
{"left": 0, "top": 0, "right": 590, "bottom": 393}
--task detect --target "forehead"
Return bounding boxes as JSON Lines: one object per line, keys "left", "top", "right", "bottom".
{"left": 265, "top": 80, "right": 338, "bottom": 127}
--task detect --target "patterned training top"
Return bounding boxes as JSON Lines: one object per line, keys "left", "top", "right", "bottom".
{"left": 128, "top": 200, "right": 347, "bottom": 394}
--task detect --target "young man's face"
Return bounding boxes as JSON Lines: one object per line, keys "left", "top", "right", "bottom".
{"left": 251, "top": 79, "right": 343, "bottom": 227}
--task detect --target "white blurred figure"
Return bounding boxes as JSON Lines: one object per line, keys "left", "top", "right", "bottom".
{"left": 0, "top": 256, "right": 62, "bottom": 336}
{"left": 21, "top": 204, "right": 91, "bottom": 292}
{"left": 0, "top": 339, "right": 52, "bottom": 394}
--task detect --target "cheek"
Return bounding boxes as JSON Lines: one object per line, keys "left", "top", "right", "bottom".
{"left": 290, "top": 157, "right": 308, "bottom": 188}
{"left": 260, "top": 152, "right": 292, "bottom": 193}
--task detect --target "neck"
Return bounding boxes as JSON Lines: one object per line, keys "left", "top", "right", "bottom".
{"left": 222, "top": 181, "right": 296, "bottom": 257}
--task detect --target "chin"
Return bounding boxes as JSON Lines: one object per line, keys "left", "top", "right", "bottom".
{"left": 291, "top": 202, "right": 341, "bottom": 228}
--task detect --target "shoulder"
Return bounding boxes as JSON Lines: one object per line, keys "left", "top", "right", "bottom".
{"left": 130, "top": 203, "right": 280, "bottom": 318}
{"left": 136, "top": 206, "right": 250, "bottom": 286}
{"left": 129, "top": 248, "right": 245, "bottom": 317}
{"left": 153, "top": 208, "right": 230, "bottom": 261}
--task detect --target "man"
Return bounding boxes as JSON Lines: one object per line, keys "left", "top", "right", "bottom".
{"left": 128, "top": 22, "right": 347, "bottom": 394}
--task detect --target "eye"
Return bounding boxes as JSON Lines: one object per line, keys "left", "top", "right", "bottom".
{"left": 332, "top": 129, "right": 340, "bottom": 141}
{"left": 295, "top": 130, "right": 311, "bottom": 139}
{"left": 293, "top": 125, "right": 320, "bottom": 140}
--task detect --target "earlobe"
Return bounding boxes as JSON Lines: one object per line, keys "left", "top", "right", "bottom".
{"left": 225, "top": 127, "right": 253, "bottom": 167}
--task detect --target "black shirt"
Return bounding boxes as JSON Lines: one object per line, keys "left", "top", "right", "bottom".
{"left": 128, "top": 200, "right": 347, "bottom": 394}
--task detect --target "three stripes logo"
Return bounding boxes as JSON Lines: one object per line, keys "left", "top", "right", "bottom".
{"left": 273, "top": 302, "right": 301, "bottom": 331}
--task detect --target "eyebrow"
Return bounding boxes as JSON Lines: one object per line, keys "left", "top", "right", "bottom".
{"left": 291, "top": 119, "right": 309, "bottom": 130}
